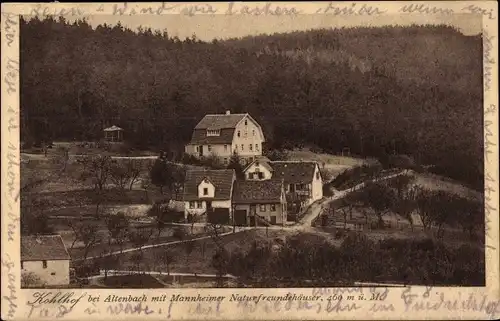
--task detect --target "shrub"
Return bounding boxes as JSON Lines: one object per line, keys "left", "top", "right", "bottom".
{"left": 21, "top": 272, "right": 43, "bottom": 288}
{"left": 381, "top": 154, "right": 416, "bottom": 170}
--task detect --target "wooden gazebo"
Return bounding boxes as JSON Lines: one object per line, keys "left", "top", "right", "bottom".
{"left": 103, "top": 125, "right": 124, "bottom": 142}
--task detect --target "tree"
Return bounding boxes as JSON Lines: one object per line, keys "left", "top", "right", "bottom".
{"left": 150, "top": 158, "right": 183, "bottom": 195}
{"left": 126, "top": 159, "right": 142, "bottom": 190}
{"left": 141, "top": 177, "right": 152, "bottom": 202}
{"left": 456, "top": 198, "right": 483, "bottom": 241}
{"left": 359, "top": 182, "right": 396, "bottom": 228}
{"left": 98, "top": 253, "right": 118, "bottom": 280}
{"left": 105, "top": 212, "right": 130, "bottom": 245}
{"left": 211, "top": 247, "right": 230, "bottom": 287}
{"left": 159, "top": 250, "right": 176, "bottom": 275}
{"left": 184, "top": 241, "right": 195, "bottom": 264}
{"left": 414, "top": 188, "right": 435, "bottom": 230}
{"left": 227, "top": 151, "right": 245, "bottom": 180}
{"left": 109, "top": 161, "right": 128, "bottom": 190}
{"left": 127, "top": 227, "right": 154, "bottom": 251}
{"left": 169, "top": 164, "right": 185, "bottom": 199}
{"left": 81, "top": 224, "right": 99, "bottom": 260}
{"left": 80, "top": 155, "right": 113, "bottom": 191}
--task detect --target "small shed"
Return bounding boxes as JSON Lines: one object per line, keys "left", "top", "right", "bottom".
{"left": 103, "top": 125, "right": 124, "bottom": 142}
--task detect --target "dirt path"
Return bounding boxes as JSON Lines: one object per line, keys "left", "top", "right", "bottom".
{"left": 296, "top": 171, "right": 407, "bottom": 229}
{"left": 76, "top": 227, "right": 250, "bottom": 261}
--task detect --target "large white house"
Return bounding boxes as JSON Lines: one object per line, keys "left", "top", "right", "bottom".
{"left": 185, "top": 111, "right": 265, "bottom": 165}
{"left": 243, "top": 160, "right": 323, "bottom": 214}
{"left": 21, "top": 235, "right": 71, "bottom": 287}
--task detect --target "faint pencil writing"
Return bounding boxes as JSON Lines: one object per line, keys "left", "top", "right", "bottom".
{"left": 483, "top": 32, "right": 495, "bottom": 92}
{"left": 1, "top": 254, "right": 18, "bottom": 319}
{"left": 399, "top": 3, "right": 454, "bottom": 14}
{"left": 462, "top": 5, "right": 496, "bottom": 20}
{"left": 316, "top": 2, "right": 386, "bottom": 15}
{"left": 2, "top": 12, "right": 17, "bottom": 47}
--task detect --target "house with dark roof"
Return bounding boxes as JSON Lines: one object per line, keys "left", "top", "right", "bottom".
{"left": 182, "top": 169, "right": 236, "bottom": 224}
{"left": 184, "top": 111, "right": 265, "bottom": 165}
{"left": 243, "top": 160, "right": 323, "bottom": 214}
{"left": 21, "top": 235, "right": 71, "bottom": 287}
{"left": 232, "top": 180, "right": 287, "bottom": 226}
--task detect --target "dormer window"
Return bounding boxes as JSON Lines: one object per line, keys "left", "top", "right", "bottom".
{"left": 207, "top": 129, "right": 220, "bottom": 136}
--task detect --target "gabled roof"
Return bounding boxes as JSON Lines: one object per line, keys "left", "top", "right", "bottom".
{"left": 233, "top": 180, "right": 284, "bottom": 204}
{"left": 103, "top": 125, "right": 123, "bottom": 131}
{"left": 243, "top": 156, "right": 273, "bottom": 172}
{"left": 21, "top": 235, "right": 71, "bottom": 261}
{"left": 183, "top": 169, "right": 235, "bottom": 201}
{"left": 269, "top": 161, "right": 319, "bottom": 184}
{"left": 194, "top": 114, "right": 247, "bottom": 130}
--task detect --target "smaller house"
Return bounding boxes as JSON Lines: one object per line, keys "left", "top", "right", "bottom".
{"left": 182, "top": 169, "right": 236, "bottom": 224}
{"left": 103, "top": 125, "right": 124, "bottom": 142}
{"left": 21, "top": 235, "right": 71, "bottom": 287}
{"left": 243, "top": 160, "right": 323, "bottom": 214}
{"left": 233, "top": 180, "right": 287, "bottom": 226}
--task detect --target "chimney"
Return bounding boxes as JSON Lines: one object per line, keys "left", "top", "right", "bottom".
{"left": 225, "top": 110, "right": 231, "bottom": 115}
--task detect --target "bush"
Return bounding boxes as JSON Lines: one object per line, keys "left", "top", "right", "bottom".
{"left": 380, "top": 154, "right": 416, "bottom": 170}
{"left": 181, "top": 153, "right": 201, "bottom": 166}
{"left": 226, "top": 234, "right": 485, "bottom": 286}
{"left": 330, "top": 164, "right": 383, "bottom": 190}
{"left": 21, "top": 272, "right": 43, "bottom": 287}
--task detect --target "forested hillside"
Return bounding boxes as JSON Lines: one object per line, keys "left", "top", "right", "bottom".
{"left": 20, "top": 17, "right": 483, "bottom": 189}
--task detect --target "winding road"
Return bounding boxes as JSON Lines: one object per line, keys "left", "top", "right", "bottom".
{"left": 74, "top": 170, "right": 408, "bottom": 261}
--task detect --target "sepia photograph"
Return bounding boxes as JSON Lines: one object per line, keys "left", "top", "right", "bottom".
{"left": 18, "top": 9, "right": 486, "bottom": 291}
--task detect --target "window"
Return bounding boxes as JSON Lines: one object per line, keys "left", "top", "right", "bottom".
{"left": 207, "top": 130, "right": 220, "bottom": 136}
{"left": 258, "top": 172, "right": 264, "bottom": 179}
{"left": 241, "top": 144, "right": 244, "bottom": 151}
{"left": 249, "top": 144, "right": 253, "bottom": 151}
{"left": 316, "top": 172, "right": 320, "bottom": 180}
{"left": 203, "top": 188, "right": 208, "bottom": 195}
{"left": 255, "top": 144, "right": 259, "bottom": 151}
{"left": 252, "top": 130, "right": 255, "bottom": 136}
{"left": 237, "top": 131, "right": 241, "bottom": 137}
{"left": 51, "top": 272, "right": 56, "bottom": 275}
{"left": 189, "top": 201, "right": 195, "bottom": 209}
{"left": 245, "top": 120, "right": 248, "bottom": 125}
{"left": 208, "top": 145, "right": 212, "bottom": 152}
{"left": 42, "top": 260, "right": 47, "bottom": 269}
{"left": 270, "top": 216, "right": 277, "bottom": 224}
{"left": 197, "top": 201, "right": 202, "bottom": 209}
{"left": 248, "top": 173, "right": 253, "bottom": 179}
{"left": 195, "top": 146, "right": 199, "bottom": 152}
{"left": 223, "top": 158, "right": 228, "bottom": 165}
{"left": 270, "top": 204, "right": 276, "bottom": 212}
{"left": 224, "top": 145, "right": 228, "bottom": 152}
{"left": 259, "top": 204, "right": 266, "bottom": 212}
{"left": 244, "top": 131, "right": 248, "bottom": 138}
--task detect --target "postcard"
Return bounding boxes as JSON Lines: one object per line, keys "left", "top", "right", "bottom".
{"left": 1, "top": 1, "right": 499, "bottom": 320}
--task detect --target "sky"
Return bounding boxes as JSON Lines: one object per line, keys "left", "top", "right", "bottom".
{"left": 81, "top": 13, "right": 482, "bottom": 41}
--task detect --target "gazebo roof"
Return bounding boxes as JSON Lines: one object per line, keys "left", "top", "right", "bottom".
{"left": 103, "top": 125, "right": 124, "bottom": 132}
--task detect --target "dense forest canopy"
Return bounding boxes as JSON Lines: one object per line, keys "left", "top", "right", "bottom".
{"left": 20, "top": 17, "right": 483, "bottom": 189}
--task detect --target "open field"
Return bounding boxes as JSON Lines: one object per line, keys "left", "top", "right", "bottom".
{"left": 285, "top": 148, "right": 374, "bottom": 167}
{"left": 413, "top": 173, "right": 483, "bottom": 201}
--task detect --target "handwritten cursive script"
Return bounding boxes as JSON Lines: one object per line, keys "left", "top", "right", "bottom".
{"left": 2, "top": 254, "right": 18, "bottom": 319}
